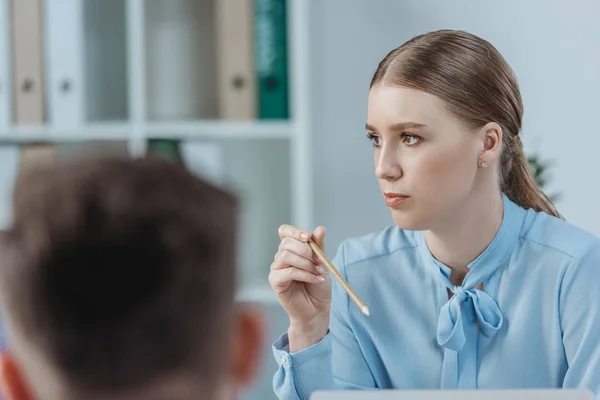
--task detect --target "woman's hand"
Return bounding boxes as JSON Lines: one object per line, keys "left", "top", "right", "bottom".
{"left": 268, "top": 225, "right": 331, "bottom": 351}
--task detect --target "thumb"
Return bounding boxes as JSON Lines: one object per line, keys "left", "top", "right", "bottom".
{"left": 311, "top": 226, "right": 326, "bottom": 251}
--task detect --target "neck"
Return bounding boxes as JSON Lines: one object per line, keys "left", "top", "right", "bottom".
{"left": 424, "top": 187, "right": 504, "bottom": 276}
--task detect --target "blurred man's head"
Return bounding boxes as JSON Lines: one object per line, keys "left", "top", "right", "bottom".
{"left": 0, "top": 156, "right": 263, "bottom": 400}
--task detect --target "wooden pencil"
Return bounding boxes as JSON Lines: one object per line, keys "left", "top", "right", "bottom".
{"left": 308, "top": 238, "right": 370, "bottom": 316}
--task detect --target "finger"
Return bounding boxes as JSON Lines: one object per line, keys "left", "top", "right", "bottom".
{"left": 269, "top": 267, "right": 326, "bottom": 289}
{"left": 278, "top": 224, "right": 311, "bottom": 242}
{"left": 311, "top": 226, "right": 326, "bottom": 252}
{"left": 278, "top": 237, "right": 313, "bottom": 261}
{"left": 272, "top": 250, "right": 325, "bottom": 275}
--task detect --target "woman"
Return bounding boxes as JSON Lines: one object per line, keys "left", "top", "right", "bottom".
{"left": 268, "top": 30, "right": 600, "bottom": 399}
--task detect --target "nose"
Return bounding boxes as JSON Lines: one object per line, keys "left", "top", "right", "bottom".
{"left": 375, "top": 144, "right": 402, "bottom": 181}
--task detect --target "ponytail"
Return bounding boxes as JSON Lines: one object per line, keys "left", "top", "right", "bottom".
{"left": 501, "top": 136, "right": 562, "bottom": 219}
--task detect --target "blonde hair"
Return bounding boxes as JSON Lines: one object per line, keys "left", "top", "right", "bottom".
{"left": 371, "top": 30, "right": 561, "bottom": 219}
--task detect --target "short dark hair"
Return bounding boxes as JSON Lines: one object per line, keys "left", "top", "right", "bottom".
{"left": 0, "top": 155, "right": 238, "bottom": 398}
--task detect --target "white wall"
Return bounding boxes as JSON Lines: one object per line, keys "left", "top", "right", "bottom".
{"left": 310, "top": 0, "right": 600, "bottom": 252}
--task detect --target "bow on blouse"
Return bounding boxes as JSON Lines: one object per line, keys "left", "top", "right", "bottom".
{"left": 437, "top": 285, "right": 503, "bottom": 352}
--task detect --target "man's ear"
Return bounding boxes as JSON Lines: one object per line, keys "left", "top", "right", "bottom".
{"left": 229, "top": 303, "right": 266, "bottom": 389}
{"left": 0, "top": 350, "right": 34, "bottom": 400}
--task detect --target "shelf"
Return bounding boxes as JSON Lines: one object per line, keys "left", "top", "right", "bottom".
{"left": 145, "top": 120, "right": 293, "bottom": 139}
{"left": 0, "top": 120, "right": 293, "bottom": 143}
{"left": 0, "top": 122, "right": 133, "bottom": 143}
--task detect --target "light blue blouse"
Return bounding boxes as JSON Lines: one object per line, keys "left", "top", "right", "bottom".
{"left": 272, "top": 195, "right": 600, "bottom": 399}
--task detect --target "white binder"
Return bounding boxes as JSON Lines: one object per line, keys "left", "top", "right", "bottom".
{"left": 44, "top": 0, "right": 85, "bottom": 128}
{"left": 12, "top": 0, "right": 46, "bottom": 125}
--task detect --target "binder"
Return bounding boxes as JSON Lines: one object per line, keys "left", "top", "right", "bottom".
{"left": 148, "top": 139, "right": 224, "bottom": 186}
{"left": 0, "top": 0, "right": 11, "bottom": 129}
{"left": 215, "top": 0, "right": 256, "bottom": 119}
{"left": 44, "top": 0, "right": 85, "bottom": 128}
{"left": 255, "top": 0, "right": 289, "bottom": 119}
{"left": 147, "top": 139, "right": 183, "bottom": 163}
{"left": 10, "top": 0, "right": 46, "bottom": 124}
{"left": 11, "top": 0, "right": 56, "bottom": 172}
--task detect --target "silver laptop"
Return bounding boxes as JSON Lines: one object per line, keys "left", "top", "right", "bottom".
{"left": 310, "top": 389, "right": 593, "bottom": 400}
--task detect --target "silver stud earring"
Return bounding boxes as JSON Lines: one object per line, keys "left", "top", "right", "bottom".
{"left": 480, "top": 161, "right": 488, "bottom": 168}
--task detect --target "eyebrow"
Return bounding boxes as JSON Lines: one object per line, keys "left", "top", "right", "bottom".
{"left": 365, "top": 122, "right": 428, "bottom": 132}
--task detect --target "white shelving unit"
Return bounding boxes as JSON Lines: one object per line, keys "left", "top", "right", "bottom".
{"left": 0, "top": 3, "right": 309, "bottom": 396}
{"left": 0, "top": 0, "right": 313, "bottom": 306}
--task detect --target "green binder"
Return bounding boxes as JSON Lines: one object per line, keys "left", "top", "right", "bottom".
{"left": 147, "top": 139, "right": 183, "bottom": 164}
{"left": 255, "top": 0, "right": 289, "bottom": 119}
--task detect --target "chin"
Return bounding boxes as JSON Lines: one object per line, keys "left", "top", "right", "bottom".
{"left": 390, "top": 209, "right": 431, "bottom": 231}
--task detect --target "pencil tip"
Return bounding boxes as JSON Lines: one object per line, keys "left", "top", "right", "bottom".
{"left": 362, "top": 306, "right": 370, "bottom": 316}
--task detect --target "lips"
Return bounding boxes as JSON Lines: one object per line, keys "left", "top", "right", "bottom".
{"left": 384, "top": 193, "right": 409, "bottom": 207}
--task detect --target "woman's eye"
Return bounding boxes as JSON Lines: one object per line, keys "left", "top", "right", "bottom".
{"left": 366, "top": 133, "right": 382, "bottom": 148}
{"left": 400, "top": 133, "right": 421, "bottom": 146}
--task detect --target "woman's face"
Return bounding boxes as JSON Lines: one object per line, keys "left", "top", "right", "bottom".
{"left": 366, "top": 85, "right": 485, "bottom": 231}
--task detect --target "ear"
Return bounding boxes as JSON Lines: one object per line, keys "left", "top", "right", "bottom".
{"left": 229, "top": 303, "right": 266, "bottom": 389}
{"left": 478, "top": 122, "right": 503, "bottom": 167}
{"left": 0, "top": 351, "right": 34, "bottom": 400}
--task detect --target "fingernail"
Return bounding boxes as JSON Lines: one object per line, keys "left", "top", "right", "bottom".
{"left": 317, "top": 276, "right": 326, "bottom": 282}
{"left": 316, "top": 265, "right": 326, "bottom": 274}
{"left": 300, "top": 232, "right": 309, "bottom": 241}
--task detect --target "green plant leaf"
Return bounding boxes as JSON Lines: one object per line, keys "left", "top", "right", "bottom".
{"left": 527, "top": 153, "right": 559, "bottom": 201}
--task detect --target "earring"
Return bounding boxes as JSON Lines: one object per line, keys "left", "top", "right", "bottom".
{"left": 480, "top": 161, "right": 488, "bottom": 168}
